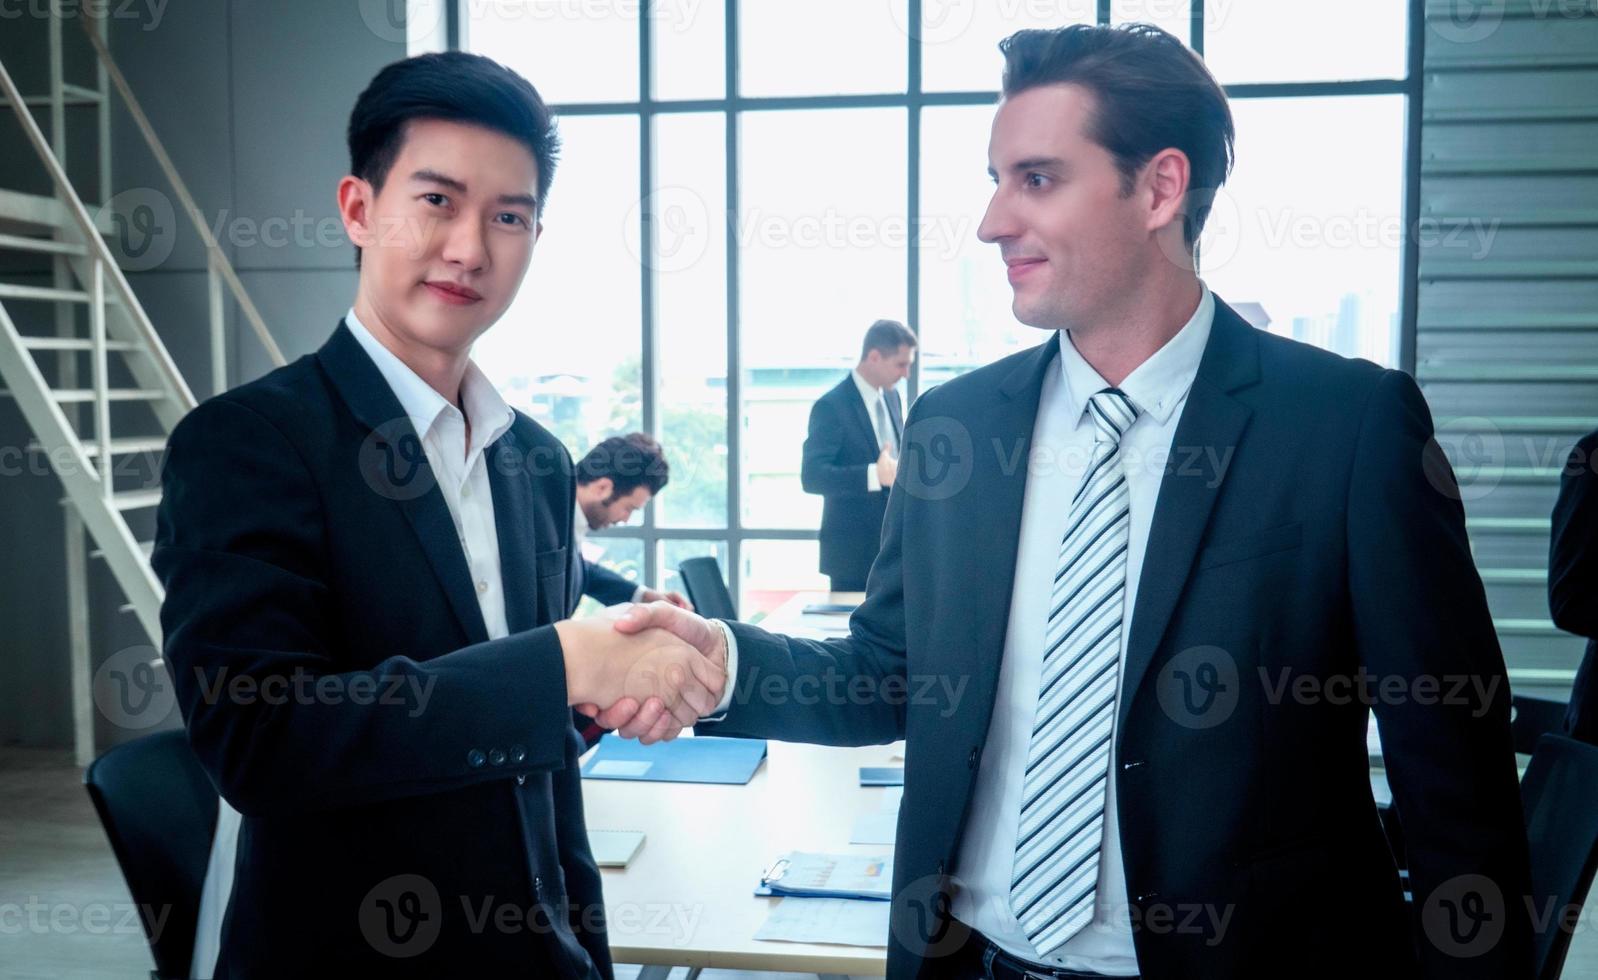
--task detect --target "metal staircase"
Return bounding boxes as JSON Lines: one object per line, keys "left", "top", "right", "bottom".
{"left": 0, "top": 14, "right": 284, "bottom": 763}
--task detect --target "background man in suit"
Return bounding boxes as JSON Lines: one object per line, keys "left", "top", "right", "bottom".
{"left": 573, "top": 433, "right": 691, "bottom": 609}
{"left": 603, "top": 23, "right": 1532, "bottom": 980}
{"left": 1551, "top": 427, "right": 1598, "bottom": 741}
{"left": 801, "top": 318, "right": 917, "bottom": 590}
{"left": 156, "top": 52, "right": 721, "bottom": 978}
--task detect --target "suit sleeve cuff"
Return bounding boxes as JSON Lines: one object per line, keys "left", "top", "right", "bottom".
{"left": 866, "top": 463, "right": 882, "bottom": 493}
{"left": 702, "top": 618, "right": 739, "bottom": 720}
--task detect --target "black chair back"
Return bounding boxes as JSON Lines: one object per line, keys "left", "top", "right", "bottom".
{"left": 1513, "top": 694, "right": 1570, "bottom": 755}
{"left": 84, "top": 729, "right": 218, "bottom": 980}
{"left": 678, "top": 556, "right": 736, "bottom": 621}
{"left": 1522, "top": 734, "right": 1598, "bottom": 980}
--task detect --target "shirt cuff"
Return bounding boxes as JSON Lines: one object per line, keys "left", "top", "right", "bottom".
{"left": 866, "top": 462, "right": 882, "bottom": 493}
{"left": 702, "top": 619, "right": 739, "bottom": 720}
{"left": 630, "top": 584, "right": 647, "bottom": 603}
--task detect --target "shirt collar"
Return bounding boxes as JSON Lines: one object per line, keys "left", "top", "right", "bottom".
{"left": 1056, "top": 283, "right": 1215, "bottom": 429}
{"left": 851, "top": 367, "right": 886, "bottom": 405}
{"left": 344, "top": 307, "right": 515, "bottom": 455}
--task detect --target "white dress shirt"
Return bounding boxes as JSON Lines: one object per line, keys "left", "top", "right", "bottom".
{"left": 190, "top": 308, "right": 518, "bottom": 978}
{"left": 853, "top": 367, "right": 900, "bottom": 493}
{"left": 950, "top": 285, "right": 1214, "bottom": 974}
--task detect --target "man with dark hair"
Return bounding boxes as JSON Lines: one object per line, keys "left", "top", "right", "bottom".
{"left": 158, "top": 52, "right": 721, "bottom": 978}
{"left": 801, "top": 318, "right": 917, "bottom": 591}
{"left": 606, "top": 23, "right": 1531, "bottom": 980}
{"left": 573, "top": 433, "right": 691, "bottom": 609}
{"left": 1551, "top": 428, "right": 1598, "bottom": 742}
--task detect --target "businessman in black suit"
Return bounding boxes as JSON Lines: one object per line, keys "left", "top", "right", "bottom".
{"left": 572, "top": 433, "right": 691, "bottom": 610}
{"left": 606, "top": 25, "right": 1532, "bottom": 980}
{"left": 155, "top": 53, "right": 721, "bottom": 978}
{"left": 1551, "top": 427, "right": 1598, "bottom": 742}
{"left": 801, "top": 319, "right": 915, "bottom": 591}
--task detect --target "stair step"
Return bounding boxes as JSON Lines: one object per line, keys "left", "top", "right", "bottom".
{"left": 91, "top": 540, "right": 157, "bottom": 561}
{"left": 0, "top": 233, "right": 87, "bottom": 256}
{"left": 1479, "top": 568, "right": 1548, "bottom": 585}
{"left": 27, "top": 436, "right": 167, "bottom": 457}
{"left": 20, "top": 84, "right": 104, "bottom": 108}
{"left": 19, "top": 336, "right": 138, "bottom": 352}
{"left": 0, "top": 283, "right": 92, "bottom": 304}
{"left": 111, "top": 489, "right": 162, "bottom": 511}
{"left": 40, "top": 388, "right": 167, "bottom": 404}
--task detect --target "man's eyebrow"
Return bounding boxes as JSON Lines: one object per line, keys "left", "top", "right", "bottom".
{"left": 410, "top": 169, "right": 538, "bottom": 210}
{"left": 1009, "top": 156, "right": 1068, "bottom": 174}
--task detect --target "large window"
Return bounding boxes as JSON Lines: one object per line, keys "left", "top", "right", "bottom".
{"left": 462, "top": 0, "right": 1420, "bottom": 613}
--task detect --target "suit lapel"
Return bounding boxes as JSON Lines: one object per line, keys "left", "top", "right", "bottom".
{"left": 887, "top": 387, "right": 905, "bottom": 444}
{"left": 960, "top": 334, "right": 1061, "bottom": 733}
{"left": 317, "top": 321, "right": 490, "bottom": 646}
{"left": 487, "top": 431, "right": 539, "bottom": 634}
{"left": 1117, "top": 301, "right": 1261, "bottom": 732}
{"left": 842, "top": 375, "right": 880, "bottom": 452}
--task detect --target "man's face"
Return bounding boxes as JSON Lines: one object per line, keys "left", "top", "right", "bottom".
{"left": 583, "top": 483, "right": 653, "bottom": 531}
{"left": 340, "top": 117, "right": 541, "bottom": 358}
{"left": 977, "top": 83, "right": 1155, "bottom": 332}
{"left": 863, "top": 344, "right": 915, "bottom": 388}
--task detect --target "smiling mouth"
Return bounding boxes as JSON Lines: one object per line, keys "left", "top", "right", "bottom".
{"left": 424, "top": 281, "right": 482, "bottom": 303}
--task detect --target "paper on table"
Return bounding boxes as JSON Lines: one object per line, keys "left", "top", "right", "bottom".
{"left": 850, "top": 811, "right": 898, "bottom": 845}
{"left": 754, "top": 897, "right": 891, "bottom": 947}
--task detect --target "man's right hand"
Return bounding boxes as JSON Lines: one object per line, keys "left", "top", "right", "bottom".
{"left": 555, "top": 615, "right": 724, "bottom": 734}
{"left": 876, "top": 446, "right": 898, "bottom": 488}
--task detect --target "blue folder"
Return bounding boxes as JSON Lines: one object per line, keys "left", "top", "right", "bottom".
{"left": 580, "top": 734, "right": 768, "bottom": 785}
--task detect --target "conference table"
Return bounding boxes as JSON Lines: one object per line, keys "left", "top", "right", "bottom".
{"left": 583, "top": 591, "right": 896, "bottom": 978}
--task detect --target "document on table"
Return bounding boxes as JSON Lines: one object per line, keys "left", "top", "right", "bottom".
{"left": 754, "top": 896, "right": 891, "bottom": 948}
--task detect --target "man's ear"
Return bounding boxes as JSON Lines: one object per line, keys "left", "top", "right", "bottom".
{"left": 1143, "top": 147, "right": 1191, "bottom": 239}
{"left": 590, "top": 477, "right": 614, "bottom": 501}
{"left": 337, "top": 175, "right": 376, "bottom": 250}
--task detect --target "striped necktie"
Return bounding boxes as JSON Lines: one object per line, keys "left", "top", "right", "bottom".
{"left": 1010, "top": 387, "right": 1140, "bottom": 957}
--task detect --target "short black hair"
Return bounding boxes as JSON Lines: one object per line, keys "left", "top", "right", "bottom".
{"left": 346, "top": 51, "right": 560, "bottom": 266}
{"left": 861, "top": 319, "right": 917, "bottom": 361}
{"left": 576, "top": 433, "right": 669, "bottom": 498}
{"left": 1000, "top": 24, "right": 1234, "bottom": 248}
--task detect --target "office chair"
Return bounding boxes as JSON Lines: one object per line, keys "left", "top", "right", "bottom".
{"left": 1522, "top": 734, "right": 1598, "bottom": 980}
{"left": 1512, "top": 694, "right": 1571, "bottom": 755}
{"left": 678, "top": 556, "right": 737, "bottom": 621}
{"left": 84, "top": 729, "right": 219, "bottom": 980}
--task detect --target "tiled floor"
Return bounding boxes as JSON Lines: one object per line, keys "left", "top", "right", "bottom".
{"left": 3, "top": 747, "right": 1594, "bottom": 979}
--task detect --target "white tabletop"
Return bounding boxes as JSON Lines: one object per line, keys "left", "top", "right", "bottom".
{"left": 583, "top": 592, "right": 896, "bottom": 975}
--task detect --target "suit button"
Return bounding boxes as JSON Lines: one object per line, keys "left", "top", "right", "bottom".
{"left": 516, "top": 775, "right": 526, "bottom": 786}
{"left": 467, "top": 749, "right": 486, "bottom": 768}
{"left": 968, "top": 747, "right": 980, "bottom": 769}
{"left": 489, "top": 748, "right": 506, "bottom": 766}
{"left": 1136, "top": 891, "right": 1160, "bottom": 903}
{"left": 533, "top": 875, "right": 543, "bottom": 900}
{"left": 510, "top": 744, "right": 527, "bottom": 764}
{"left": 1122, "top": 759, "right": 1144, "bottom": 771}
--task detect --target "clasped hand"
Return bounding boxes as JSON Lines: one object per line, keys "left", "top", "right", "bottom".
{"left": 558, "top": 601, "right": 728, "bottom": 745}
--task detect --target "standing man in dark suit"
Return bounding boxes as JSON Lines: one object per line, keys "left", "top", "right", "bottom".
{"left": 155, "top": 52, "right": 722, "bottom": 978}
{"left": 604, "top": 24, "right": 1532, "bottom": 980}
{"left": 572, "top": 433, "right": 691, "bottom": 609}
{"left": 801, "top": 319, "right": 917, "bottom": 591}
{"left": 1551, "top": 427, "right": 1598, "bottom": 742}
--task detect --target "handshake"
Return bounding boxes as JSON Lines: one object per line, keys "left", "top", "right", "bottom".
{"left": 555, "top": 602, "right": 729, "bottom": 745}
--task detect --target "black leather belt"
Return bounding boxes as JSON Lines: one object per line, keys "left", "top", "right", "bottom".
{"left": 941, "top": 927, "right": 1140, "bottom": 980}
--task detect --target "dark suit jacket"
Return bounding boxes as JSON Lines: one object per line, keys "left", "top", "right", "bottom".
{"left": 1551, "top": 428, "right": 1598, "bottom": 742}
{"left": 801, "top": 374, "right": 904, "bottom": 584}
{"left": 153, "top": 322, "right": 611, "bottom": 978}
{"left": 703, "top": 299, "right": 1532, "bottom": 979}
{"left": 581, "top": 558, "right": 639, "bottom": 607}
